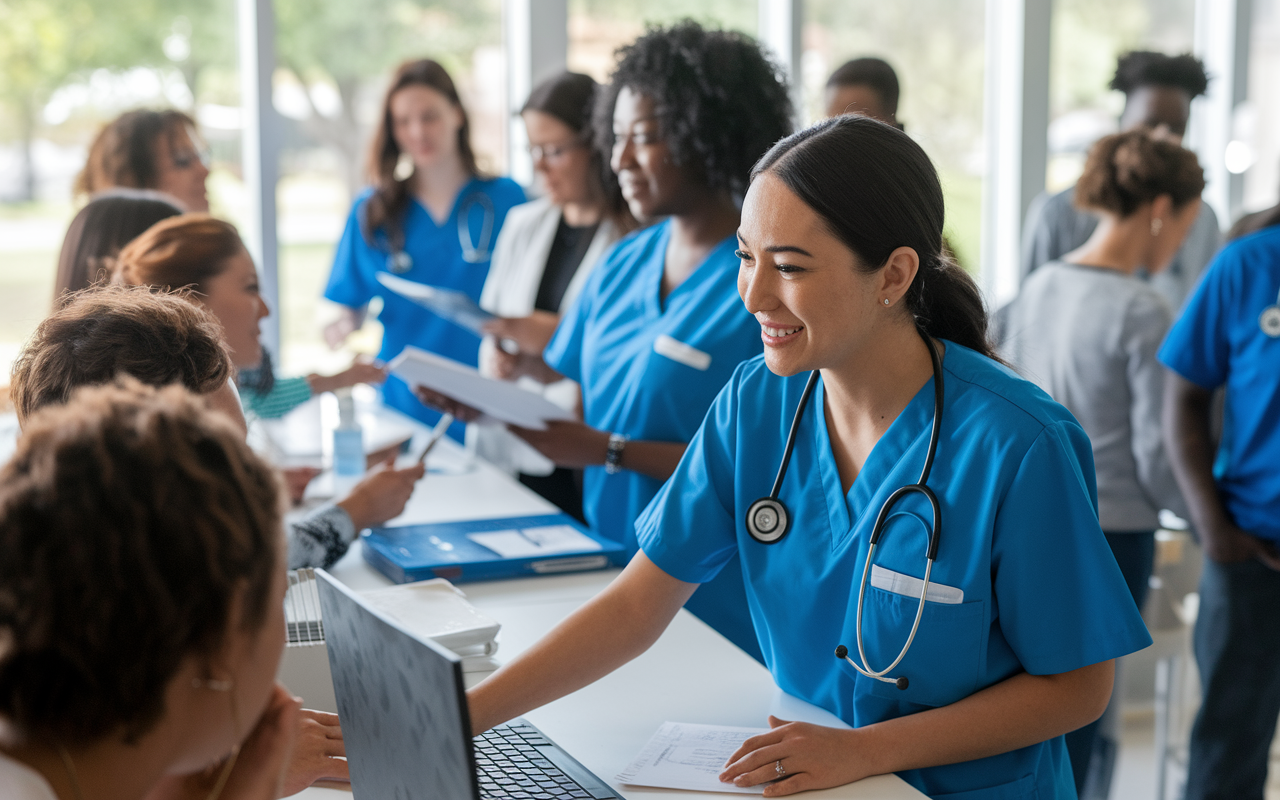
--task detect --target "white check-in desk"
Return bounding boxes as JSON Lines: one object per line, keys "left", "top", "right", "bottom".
{"left": 273, "top": 398, "right": 925, "bottom": 800}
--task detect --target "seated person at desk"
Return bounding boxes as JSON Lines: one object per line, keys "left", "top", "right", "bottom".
{"left": 824, "top": 57, "right": 902, "bottom": 128}
{"left": 473, "top": 71, "right": 636, "bottom": 520}
{"left": 466, "top": 116, "right": 1152, "bottom": 799}
{"left": 424, "top": 21, "right": 793, "bottom": 661}
{"left": 76, "top": 107, "right": 211, "bottom": 213}
{"left": 53, "top": 189, "right": 182, "bottom": 304}
{"left": 10, "top": 284, "right": 420, "bottom": 572}
{"left": 0, "top": 381, "right": 299, "bottom": 800}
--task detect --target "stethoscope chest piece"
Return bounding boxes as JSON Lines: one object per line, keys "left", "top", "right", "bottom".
{"left": 746, "top": 497, "right": 790, "bottom": 544}
{"left": 1260, "top": 304, "right": 1280, "bottom": 338}
{"left": 387, "top": 251, "right": 413, "bottom": 274}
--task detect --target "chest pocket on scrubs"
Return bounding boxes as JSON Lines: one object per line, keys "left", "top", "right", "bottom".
{"left": 849, "top": 510, "right": 987, "bottom": 708}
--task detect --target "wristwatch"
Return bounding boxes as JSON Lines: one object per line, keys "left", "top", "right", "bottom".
{"left": 605, "top": 433, "right": 628, "bottom": 474}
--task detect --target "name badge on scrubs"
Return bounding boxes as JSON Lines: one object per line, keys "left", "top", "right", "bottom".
{"left": 653, "top": 335, "right": 711, "bottom": 371}
{"left": 870, "top": 565, "right": 964, "bottom": 604}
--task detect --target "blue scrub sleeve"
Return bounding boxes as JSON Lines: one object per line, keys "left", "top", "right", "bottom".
{"left": 1157, "top": 249, "right": 1235, "bottom": 390}
{"left": 635, "top": 373, "right": 743, "bottom": 584}
{"left": 992, "top": 420, "right": 1153, "bottom": 675}
{"left": 543, "top": 259, "right": 603, "bottom": 385}
{"left": 324, "top": 201, "right": 378, "bottom": 309}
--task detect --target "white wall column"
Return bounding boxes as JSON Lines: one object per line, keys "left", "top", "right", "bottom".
{"left": 980, "top": 0, "right": 1053, "bottom": 307}
{"left": 505, "top": 0, "right": 569, "bottom": 188}
{"left": 238, "top": 0, "right": 281, "bottom": 359}
{"left": 1190, "top": 0, "right": 1253, "bottom": 227}
{"left": 757, "top": 0, "right": 804, "bottom": 123}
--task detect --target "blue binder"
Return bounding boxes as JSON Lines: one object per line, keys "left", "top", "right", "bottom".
{"left": 362, "top": 513, "right": 628, "bottom": 584}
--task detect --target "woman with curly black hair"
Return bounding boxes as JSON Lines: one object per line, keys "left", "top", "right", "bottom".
{"left": 445, "top": 21, "right": 792, "bottom": 660}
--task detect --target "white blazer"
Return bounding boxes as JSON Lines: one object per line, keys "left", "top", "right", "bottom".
{"left": 470, "top": 197, "right": 623, "bottom": 476}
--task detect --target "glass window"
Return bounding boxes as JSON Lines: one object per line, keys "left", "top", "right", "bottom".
{"left": 567, "top": 0, "right": 758, "bottom": 82}
{"left": 1045, "top": 0, "right": 1196, "bottom": 194}
{"left": 273, "top": 0, "right": 505, "bottom": 376}
{"left": 802, "top": 0, "right": 987, "bottom": 271}
{"left": 1240, "top": 0, "right": 1280, "bottom": 222}
{"left": 0, "top": 0, "right": 240, "bottom": 380}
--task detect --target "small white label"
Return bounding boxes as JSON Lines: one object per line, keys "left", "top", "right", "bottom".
{"left": 870, "top": 565, "right": 964, "bottom": 604}
{"left": 653, "top": 334, "right": 712, "bottom": 371}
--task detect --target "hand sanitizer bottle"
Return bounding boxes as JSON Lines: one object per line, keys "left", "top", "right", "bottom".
{"left": 333, "top": 388, "right": 364, "bottom": 478}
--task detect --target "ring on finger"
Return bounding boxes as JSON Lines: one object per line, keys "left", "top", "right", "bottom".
{"left": 775, "top": 760, "right": 786, "bottom": 777}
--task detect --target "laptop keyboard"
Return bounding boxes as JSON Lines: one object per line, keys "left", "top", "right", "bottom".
{"left": 474, "top": 720, "right": 597, "bottom": 800}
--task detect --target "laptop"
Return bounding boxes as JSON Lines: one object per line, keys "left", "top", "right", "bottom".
{"left": 315, "top": 569, "right": 623, "bottom": 800}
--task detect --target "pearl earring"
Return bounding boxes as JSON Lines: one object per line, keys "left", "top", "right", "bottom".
{"left": 1150, "top": 217, "right": 1163, "bottom": 237}
{"left": 883, "top": 298, "right": 890, "bottom": 306}
{"left": 394, "top": 152, "right": 414, "bottom": 182}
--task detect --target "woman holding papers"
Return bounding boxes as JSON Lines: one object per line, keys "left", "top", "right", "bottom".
{"left": 467, "top": 116, "right": 1152, "bottom": 799}
{"left": 431, "top": 22, "right": 792, "bottom": 660}
{"left": 473, "top": 71, "right": 636, "bottom": 520}
{"left": 323, "top": 58, "right": 525, "bottom": 429}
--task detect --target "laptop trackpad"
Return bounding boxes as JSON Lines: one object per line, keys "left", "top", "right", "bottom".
{"left": 541, "top": 745, "right": 617, "bottom": 799}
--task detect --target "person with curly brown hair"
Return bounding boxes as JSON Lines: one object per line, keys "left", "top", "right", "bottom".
{"left": 76, "top": 109, "right": 211, "bottom": 213}
{"left": 1000, "top": 128, "right": 1204, "bottom": 797}
{"left": 0, "top": 380, "right": 295, "bottom": 800}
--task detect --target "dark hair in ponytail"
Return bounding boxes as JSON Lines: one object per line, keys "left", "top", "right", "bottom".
{"left": 750, "top": 115, "right": 997, "bottom": 360}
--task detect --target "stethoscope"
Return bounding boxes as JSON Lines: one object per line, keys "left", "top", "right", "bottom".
{"left": 1261, "top": 286, "right": 1280, "bottom": 338}
{"left": 745, "top": 331, "right": 944, "bottom": 691}
{"left": 386, "top": 191, "right": 496, "bottom": 273}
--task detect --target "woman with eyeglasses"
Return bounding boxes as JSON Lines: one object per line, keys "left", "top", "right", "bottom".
{"left": 422, "top": 22, "right": 793, "bottom": 659}
{"left": 467, "top": 71, "right": 636, "bottom": 520}
{"left": 76, "top": 109, "right": 211, "bottom": 213}
{"left": 323, "top": 59, "right": 525, "bottom": 432}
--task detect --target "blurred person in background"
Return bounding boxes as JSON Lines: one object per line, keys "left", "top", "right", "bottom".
{"left": 824, "top": 57, "right": 902, "bottom": 128}
{"left": 109, "top": 219, "right": 421, "bottom": 568}
{"left": 1021, "top": 51, "right": 1219, "bottom": 311}
{"left": 76, "top": 109, "right": 211, "bottom": 213}
{"left": 323, "top": 58, "right": 525, "bottom": 433}
{"left": 53, "top": 189, "right": 182, "bottom": 304}
{"left": 471, "top": 71, "right": 637, "bottom": 521}
{"left": 1000, "top": 129, "right": 1203, "bottom": 799}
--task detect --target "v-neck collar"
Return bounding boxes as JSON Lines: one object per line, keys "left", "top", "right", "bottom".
{"left": 811, "top": 352, "right": 945, "bottom": 550}
{"left": 642, "top": 222, "right": 737, "bottom": 318}
{"left": 409, "top": 177, "right": 480, "bottom": 228}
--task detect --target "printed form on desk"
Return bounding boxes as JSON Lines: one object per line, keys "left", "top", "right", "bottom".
{"left": 617, "top": 722, "right": 771, "bottom": 794}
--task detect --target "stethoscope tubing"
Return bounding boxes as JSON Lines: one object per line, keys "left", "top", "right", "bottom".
{"left": 385, "top": 191, "right": 497, "bottom": 273}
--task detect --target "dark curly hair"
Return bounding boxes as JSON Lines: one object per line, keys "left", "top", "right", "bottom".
{"left": 1075, "top": 129, "right": 1205, "bottom": 218}
{"left": 1110, "top": 51, "right": 1209, "bottom": 98}
{"left": 593, "top": 20, "right": 793, "bottom": 199}
{"left": 10, "top": 284, "right": 234, "bottom": 426}
{"left": 0, "top": 380, "right": 283, "bottom": 746}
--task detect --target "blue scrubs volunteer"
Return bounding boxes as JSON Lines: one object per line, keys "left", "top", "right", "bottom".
{"left": 1158, "top": 226, "right": 1280, "bottom": 800}
{"left": 325, "top": 178, "right": 526, "bottom": 428}
{"left": 636, "top": 345, "right": 1153, "bottom": 799}
{"left": 544, "top": 219, "right": 766, "bottom": 659}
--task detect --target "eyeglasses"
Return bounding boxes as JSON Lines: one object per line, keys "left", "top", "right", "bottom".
{"left": 528, "top": 139, "right": 584, "bottom": 163}
{"left": 171, "top": 146, "right": 212, "bottom": 171}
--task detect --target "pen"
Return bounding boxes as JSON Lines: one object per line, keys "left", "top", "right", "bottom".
{"left": 416, "top": 413, "right": 455, "bottom": 464}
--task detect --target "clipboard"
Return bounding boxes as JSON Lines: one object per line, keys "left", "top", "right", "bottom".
{"left": 362, "top": 512, "right": 628, "bottom": 584}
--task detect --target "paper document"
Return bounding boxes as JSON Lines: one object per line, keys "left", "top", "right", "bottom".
{"left": 388, "top": 346, "right": 574, "bottom": 430}
{"left": 617, "top": 722, "right": 771, "bottom": 794}
{"left": 467, "top": 525, "right": 603, "bottom": 559}
{"left": 376, "top": 272, "right": 496, "bottom": 335}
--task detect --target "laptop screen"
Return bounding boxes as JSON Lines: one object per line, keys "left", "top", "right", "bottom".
{"left": 316, "top": 569, "right": 478, "bottom": 800}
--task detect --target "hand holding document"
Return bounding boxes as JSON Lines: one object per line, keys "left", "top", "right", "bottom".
{"left": 389, "top": 346, "right": 574, "bottom": 430}
{"left": 376, "top": 272, "right": 495, "bottom": 335}
{"left": 617, "top": 722, "right": 771, "bottom": 794}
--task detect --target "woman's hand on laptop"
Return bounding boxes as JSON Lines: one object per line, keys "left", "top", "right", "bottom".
{"left": 281, "top": 709, "right": 349, "bottom": 795}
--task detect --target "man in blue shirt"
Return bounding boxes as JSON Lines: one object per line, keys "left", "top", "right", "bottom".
{"left": 1159, "top": 226, "right": 1280, "bottom": 800}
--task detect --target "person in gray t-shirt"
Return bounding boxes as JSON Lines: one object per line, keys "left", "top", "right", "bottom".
{"left": 1001, "top": 128, "right": 1205, "bottom": 800}
{"left": 1021, "top": 51, "right": 1219, "bottom": 312}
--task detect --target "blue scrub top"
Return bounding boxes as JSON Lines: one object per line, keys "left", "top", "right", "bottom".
{"left": 636, "top": 345, "right": 1153, "bottom": 800}
{"left": 1158, "top": 226, "right": 1280, "bottom": 541}
{"left": 544, "top": 220, "right": 765, "bottom": 659}
{"left": 324, "top": 178, "right": 526, "bottom": 430}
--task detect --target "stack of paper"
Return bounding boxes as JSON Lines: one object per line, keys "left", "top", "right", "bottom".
{"left": 360, "top": 578, "right": 502, "bottom": 672}
{"left": 388, "top": 346, "right": 574, "bottom": 430}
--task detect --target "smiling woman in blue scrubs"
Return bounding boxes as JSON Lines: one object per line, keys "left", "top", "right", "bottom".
{"left": 468, "top": 116, "right": 1152, "bottom": 799}
{"left": 324, "top": 59, "right": 524, "bottom": 429}
{"left": 494, "top": 22, "right": 793, "bottom": 660}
